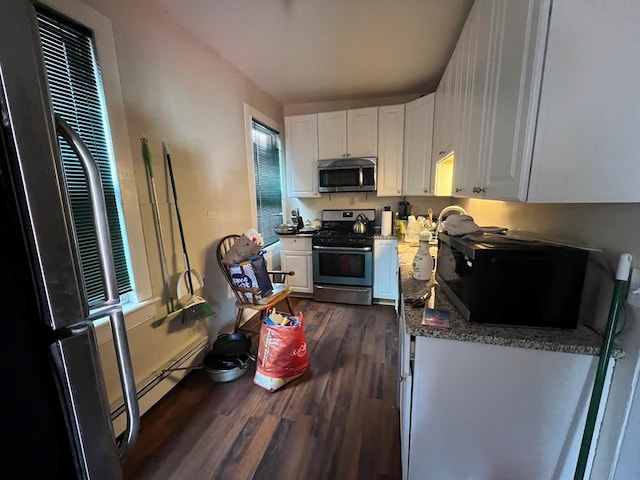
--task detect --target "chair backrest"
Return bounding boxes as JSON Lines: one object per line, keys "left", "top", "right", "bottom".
{"left": 216, "top": 234, "right": 250, "bottom": 305}
{"left": 216, "top": 235, "right": 242, "bottom": 303}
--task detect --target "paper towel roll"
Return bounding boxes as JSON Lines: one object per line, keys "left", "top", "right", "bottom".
{"left": 381, "top": 210, "right": 392, "bottom": 236}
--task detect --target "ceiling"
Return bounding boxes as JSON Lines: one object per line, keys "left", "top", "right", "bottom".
{"left": 160, "top": 0, "right": 473, "bottom": 105}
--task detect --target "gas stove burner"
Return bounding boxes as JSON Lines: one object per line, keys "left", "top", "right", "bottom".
{"left": 315, "top": 229, "right": 370, "bottom": 237}
{"left": 312, "top": 230, "right": 373, "bottom": 248}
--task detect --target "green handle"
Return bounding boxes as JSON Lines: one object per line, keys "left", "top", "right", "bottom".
{"left": 574, "top": 280, "right": 627, "bottom": 479}
{"left": 140, "top": 136, "right": 153, "bottom": 178}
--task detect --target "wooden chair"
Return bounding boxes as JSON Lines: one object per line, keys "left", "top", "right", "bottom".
{"left": 217, "top": 234, "right": 295, "bottom": 333}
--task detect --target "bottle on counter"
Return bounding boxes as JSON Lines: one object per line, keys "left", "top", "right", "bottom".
{"left": 413, "top": 231, "right": 434, "bottom": 281}
{"left": 381, "top": 206, "right": 393, "bottom": 236}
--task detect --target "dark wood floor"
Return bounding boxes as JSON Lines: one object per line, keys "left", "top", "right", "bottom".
{"left": 123, "top": 298, "right": 401, "bottom": 480}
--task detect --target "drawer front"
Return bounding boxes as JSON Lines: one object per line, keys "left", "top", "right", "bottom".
{"left": 279, "top": 236, "right": 311, "bottom": 251}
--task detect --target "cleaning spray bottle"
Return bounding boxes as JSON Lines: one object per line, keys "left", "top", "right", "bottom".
{"left": 412, "top": 231, "right": 434, "bottom": 280}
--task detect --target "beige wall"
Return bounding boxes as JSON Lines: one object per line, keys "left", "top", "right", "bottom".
{"left": 83, "top": 0, "right": 283, "bottom": 332}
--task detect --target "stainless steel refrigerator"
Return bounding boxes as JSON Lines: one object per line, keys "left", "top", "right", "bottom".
{"left": 0, "top": 1, "right": 139, "bottom": 478}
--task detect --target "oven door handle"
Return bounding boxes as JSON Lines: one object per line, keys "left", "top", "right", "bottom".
{"left": 312, "top": 245, "right": 372, "bottom": 252}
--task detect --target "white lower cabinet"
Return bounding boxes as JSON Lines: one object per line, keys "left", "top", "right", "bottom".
{"left": 373, "top": 238, "right": 399, "bottom": 304}
{"left": 399, "top": 332, "right": 614, "bottom": 480}
{"left": 279, "top": 236, "right": 313, "bottom": 294}
{"left": 397, "top": 304, "right": 413, "bottom": 480}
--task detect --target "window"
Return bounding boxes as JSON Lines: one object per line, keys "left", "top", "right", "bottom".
{"left": 251, "top": 119, "right": 283, "bottom": 247}
{"left": 36, "top": 6, "right": 133, "bottom": 306}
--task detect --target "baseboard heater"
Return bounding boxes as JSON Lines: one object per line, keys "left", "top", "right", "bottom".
{"left": 111, "top": 336, "right": 208, "bottom": 435}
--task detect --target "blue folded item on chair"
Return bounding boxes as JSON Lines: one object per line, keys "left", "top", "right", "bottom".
{"left": 229, "top": 254, "right": 273, "bottom": 299}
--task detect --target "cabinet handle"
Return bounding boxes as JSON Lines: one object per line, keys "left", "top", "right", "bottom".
{"left": 455, "top": 187, "right": 462, "bottom": 192}
{"left": 439, "top": 150, "right": 446, "bottom": 155}
{"left": 473, "top": 186, "right": 485, "bottom": 194}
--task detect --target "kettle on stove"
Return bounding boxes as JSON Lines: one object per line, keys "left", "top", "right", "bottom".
{"left": 352, "top": 214, "right": 368, "bottom": 234}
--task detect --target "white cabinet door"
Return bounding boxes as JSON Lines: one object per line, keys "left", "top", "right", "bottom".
{"left": 454, "top": 0, "right": 490, "bottom": 198}
{"left": 347, "top": 107, "right": 378, "bottom": 157}
{"left": 431, "top": 45, "right": 459, "bottom": 197}
{"left": 528, "top": 0, "right": 640, "bottom": 202}
{"left": 373, "top": 238, "right": 399, "bottom": 300}
{"left": 431, "top": 87, "right": 446, "bottom": 163}
{"left": 397, "top": 307, "right": 412, "bottom": 480}
{"left": 408, "top": 336, "right": 613, "bottom": 480}
{"left": 281, "top": 250, "right": 313, "bottom": 293}
{"left": 317, "top": 111, "right": 347, "bottom": 160}
{"left": 479, "top": 0, "right": 549, "bottom": 201}
{"left": 285, "top": 114, "right": 319, "bottom": 198}
{"left": 403, "top": 94, "right": 435, "bottom": 196}
{"left": 318, "top": 108, "right": 378, "bottom": 159}
{"left": 376, "top": 105, "right": 405, "bottom": 197}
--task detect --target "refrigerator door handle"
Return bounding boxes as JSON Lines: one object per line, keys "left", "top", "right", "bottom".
{"left": 54, "top": 115, "right": 119, "bottom": 307}
{"left": 88, "top": 306, "right": 140, "bottom": 461}
{"left": 55, "top": 115, "right": 140, "bottom": 461}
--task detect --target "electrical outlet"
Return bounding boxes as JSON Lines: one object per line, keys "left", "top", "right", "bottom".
{"left": 627, "top": 267, "right": 640, "bottom": 308}
{"left": 207, "top": 210, "right": 217, "bottom": 221}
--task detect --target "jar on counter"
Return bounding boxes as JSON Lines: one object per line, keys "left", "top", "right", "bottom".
{"left": 412, "top": 231, "right": 434, "bottom": 280}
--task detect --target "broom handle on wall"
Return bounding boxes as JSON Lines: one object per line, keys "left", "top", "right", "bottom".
{"left": 163, "top": 141, "right": 195, "bottom": 296}
{"left": 141, "top": 137, "right": 177, "bottom": 314}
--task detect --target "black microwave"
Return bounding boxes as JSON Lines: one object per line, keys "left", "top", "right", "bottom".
{"left": 435, "top": 233, "right": 589, "bottom": 328}
{"left": 318, "top": 157, "right": 376, "bottom": 193}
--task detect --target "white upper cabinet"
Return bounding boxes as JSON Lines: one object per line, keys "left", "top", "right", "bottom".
{"left": 377, "top": 105, "right": 405, "bottom": 197}
{"left": 479, "top": 0, "right": 549, "bottom": 201}
{"left": 347, "top": 107, "right": 379, "bottom": 157}
{"left": 317, "top": 107, "right": 378, "bottom": 159}
{"left": 403, "top": 94, "right": 435, "bottom": 196}
{"left": 453, "top": 0, "right": 491, "bottom": 197}
{"left": 527, "top": 0, "right": 640, "bottom": 202}
{"left": 317, "top": 111, "right": 347, "bottom": 159}
{"left": 285, "top": 114, "right": 319, "bottom": 198}
{"left": 439, "top": 0, "right": 640, "bottom": 203}
{"left": 433, "top": 60, "right": 454, "bottom": 161}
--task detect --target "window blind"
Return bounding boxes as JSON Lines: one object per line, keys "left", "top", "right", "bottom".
{"left": 252, "top": 120, "right": 283, "bottom": 247}
{"left": 36, "top": 7, "right": 132, "bottom": 305}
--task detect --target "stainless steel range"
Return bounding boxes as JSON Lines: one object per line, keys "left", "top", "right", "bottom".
{"left": 313, "top": 209, "right": 375, "bottom": 305}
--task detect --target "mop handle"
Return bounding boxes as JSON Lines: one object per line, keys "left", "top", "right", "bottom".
{"left": 141, "top": 137, "right": 176, "bottom": 313}
{"left": 163, "top": 142, "right": 195, "bottom": 296}
{"left": 574, "top": 253, "right": 632, "bottom": 479}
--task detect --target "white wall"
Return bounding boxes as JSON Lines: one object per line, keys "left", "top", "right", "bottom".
{"left": 456, "top": 198, "right": 640, "bottom": 479}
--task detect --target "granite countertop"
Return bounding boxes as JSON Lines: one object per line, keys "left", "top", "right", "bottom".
{"left": 398, "top": 242, "right": 625, "bottom": 359}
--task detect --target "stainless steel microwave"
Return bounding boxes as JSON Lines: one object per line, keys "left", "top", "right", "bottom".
{"left": 318, "top": 157, "right": 376, "bottom": 193}
{"left": 435, "top": 233, "right": 588, "bottom": 328}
